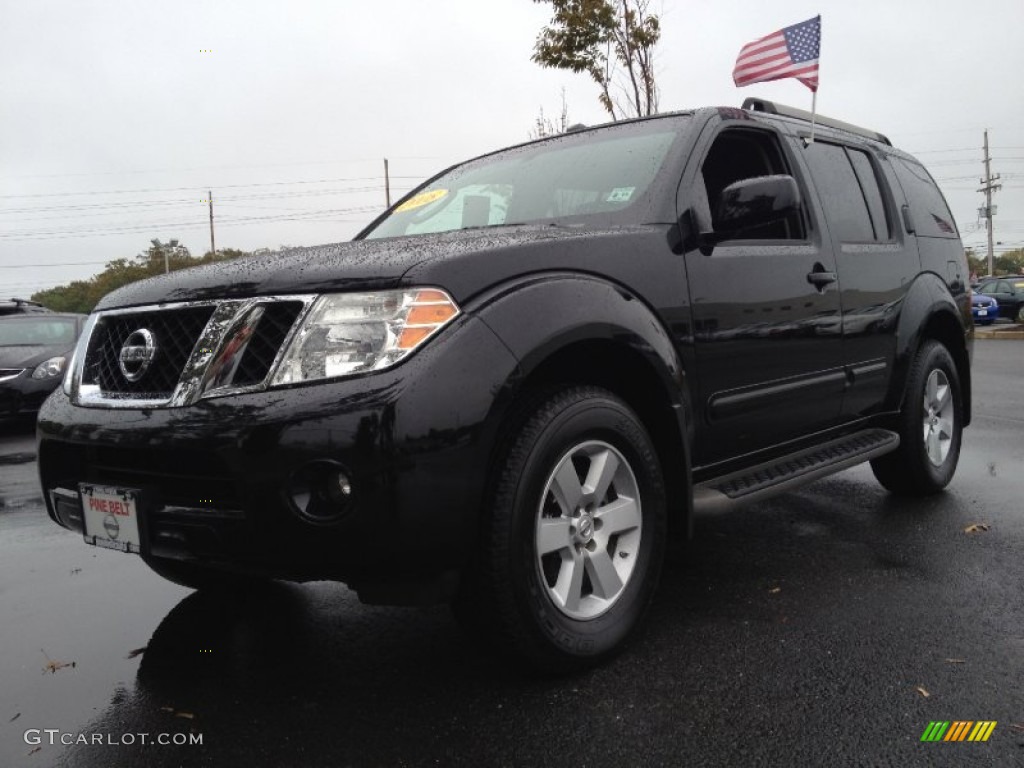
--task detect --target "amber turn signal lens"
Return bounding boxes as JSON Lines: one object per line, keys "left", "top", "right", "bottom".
{"left": 396, "top": 290, "right": 460, "bottom": 350}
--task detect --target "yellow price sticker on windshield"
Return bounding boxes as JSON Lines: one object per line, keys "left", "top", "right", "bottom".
{"left": 395, "top": 189, "right": 448, "bottom": 212}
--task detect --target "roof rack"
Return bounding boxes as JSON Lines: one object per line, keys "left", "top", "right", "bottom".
{"left": 741, "top": 97, "right": 891, "bottom": 146}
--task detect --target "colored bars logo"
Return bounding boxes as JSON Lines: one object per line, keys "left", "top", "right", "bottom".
{"left": 921, "top": 721, "right": 997, "bottom": 742}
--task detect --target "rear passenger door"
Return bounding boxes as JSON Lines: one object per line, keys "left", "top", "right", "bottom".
{"left": 797, "top": 140, "right": 919, "bottom": 418}
{"left": 679, "top": 119, "right": 845, "bottom": 466}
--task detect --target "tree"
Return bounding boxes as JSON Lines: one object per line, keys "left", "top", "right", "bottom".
{"left": 529, "top": 88, "right": 572, "bottom": 139}
{"left": 531, "top": 0, "right": 661, "bottom": 121}
{"left": 30, "top": 238, "right": 249, "bottom": 314}
{"left": 966, "top": 246, "right": 1024, "bottom": 278}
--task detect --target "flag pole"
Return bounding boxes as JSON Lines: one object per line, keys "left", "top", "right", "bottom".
{"left": 809, "top": 90, "right": 817, "bottom": 144}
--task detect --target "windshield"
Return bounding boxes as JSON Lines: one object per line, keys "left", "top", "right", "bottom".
{"left": 362, "top": 117, "right": 688, "bottom": 240}
{"left": 0, "top": 317, "right": 77, "bottom": 346}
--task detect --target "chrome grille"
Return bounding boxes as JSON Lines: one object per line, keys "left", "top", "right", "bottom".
{"left": 232, "top": 302, "right": 304, "bottom": 387}
{"left": 71, "top": 296, "right": 314, "bottom": 408}
{"left": 83, "top": 307, "right": 215, "bottom": 398}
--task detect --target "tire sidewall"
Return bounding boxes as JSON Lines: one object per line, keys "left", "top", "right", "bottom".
{"left": 905, "top": 341, "right": 963, "bottom": 489}
{"left": 504, "top": 393, "right": 666, "bottom": 662}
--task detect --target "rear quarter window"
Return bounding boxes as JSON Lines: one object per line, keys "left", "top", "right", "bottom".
{"left": 890, "top": 156, "right": 959, "bottom": 239}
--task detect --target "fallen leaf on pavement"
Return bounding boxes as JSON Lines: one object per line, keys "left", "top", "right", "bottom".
{"left": 944, "top": 658, "right": 966, "bottom": 664}
{"left": 964, "top": 523, "right": 990, "bottom": 534}
{"left": 1008, "top": 723, "right": 1024, "bottom": 732}
{"left": 9, "top": 713, "right": 20, "bottom": 722}
{"left": 40, "top": 649, "right": 75, "bottom": 675}
{"left": 769, "top": 587, "right": 781, "bottom": 594}
{"left": 27, "top": 746, "right": 41, "bottom": 756}
{"left": 125, "top": 647, "right": 147, "bottom": 659}
{"left": 175, "top": 712, "right": 196, "bottom": 720}
{"left": 916, "top": 686, "right": 930, "bottom": 698}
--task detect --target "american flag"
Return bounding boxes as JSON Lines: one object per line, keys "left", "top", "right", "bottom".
{"left": 733, "top": 16, "right": 821, "bottom": 92}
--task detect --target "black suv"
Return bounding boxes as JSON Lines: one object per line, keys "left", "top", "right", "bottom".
{"left": 38, "top": 99, "right": 971, "bottom": 670}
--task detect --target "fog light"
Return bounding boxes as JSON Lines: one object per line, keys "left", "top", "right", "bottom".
{"left": 285, "top": 461, "right": 354, "bottom": 525}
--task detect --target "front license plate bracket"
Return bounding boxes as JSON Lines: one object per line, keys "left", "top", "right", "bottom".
{"left": 79, "top": 484, "right": 143, "bottom": 554}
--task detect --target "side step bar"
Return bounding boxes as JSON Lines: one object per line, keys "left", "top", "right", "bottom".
{"left": 693, "top": 429, "right": 899, "bottom": 515}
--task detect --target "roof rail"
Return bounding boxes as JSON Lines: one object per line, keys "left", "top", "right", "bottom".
{"left": 741, "top": 97, "right": 891, "bottom": 146}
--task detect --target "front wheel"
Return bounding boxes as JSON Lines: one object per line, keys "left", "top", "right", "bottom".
{"left": 870, "top": 340, "right": 963, "bottom": 495}
{"left": 456, "top": 387, "right": 666, "bottom": 672}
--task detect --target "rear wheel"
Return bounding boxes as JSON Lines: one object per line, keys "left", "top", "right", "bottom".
{"left": 870, "top": 340, "right": 963, "bottom": 495}
{"left": 456, "top": 386, "right": 666, "bottom": 672}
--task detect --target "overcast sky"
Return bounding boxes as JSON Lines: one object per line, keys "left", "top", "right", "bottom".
{"left": 2, "top": 0, "right": 1023, "bottom": 297}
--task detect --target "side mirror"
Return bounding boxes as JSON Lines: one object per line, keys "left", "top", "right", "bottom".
{"left": 701, "top": 175, "right": 801, "bottom": 246}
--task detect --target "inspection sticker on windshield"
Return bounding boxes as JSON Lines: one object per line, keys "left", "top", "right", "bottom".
{"left": 80, "top": 484, "right": 141, "bottom": 553}
{"left": 395, "top": 188, "right": 448, "bottom": 212}
{"left": 607, "top": 186, "right": 635, "bottom": 203}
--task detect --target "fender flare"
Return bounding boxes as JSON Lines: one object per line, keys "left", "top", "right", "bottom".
{"left": 889, "top": 271, "right": 972, "bottom": 420}
{"left": 468, "top": 271, "right": 695, "bottom": 534}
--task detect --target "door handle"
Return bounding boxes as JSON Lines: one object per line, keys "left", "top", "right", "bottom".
{"left": 807, "top": 265, "right": 838, "bottom": 289}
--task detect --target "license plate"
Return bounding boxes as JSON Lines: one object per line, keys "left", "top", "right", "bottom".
{"left": 977, "top": 309, "right": 988, "bottom": 317}
{"left": 80, "top": 484, "right": 141, "bottom": 553}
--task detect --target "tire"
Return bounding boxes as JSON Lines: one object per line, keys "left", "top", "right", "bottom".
{"left": 141, "top": 554, "right": 266, "bottom": 591}
{"left": 870, "top": 340, "right": 963, "bottom": 495}
{"left": 1016, "top": 305, "right": 1024, "bottom": 324}
{"left": 455, "top": 386, "right": 667, "bottom": 673}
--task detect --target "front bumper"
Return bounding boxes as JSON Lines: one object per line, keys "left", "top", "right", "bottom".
{"left": 37, "top": 315, "right": 518, "bottom": 598}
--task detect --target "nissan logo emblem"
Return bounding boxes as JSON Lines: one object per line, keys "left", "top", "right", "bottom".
{"left": 118, "top": 328, "right": 157, "bottom": 382}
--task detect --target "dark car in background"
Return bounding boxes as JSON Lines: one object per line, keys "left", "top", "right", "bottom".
{"left": 970, "top": 293, "right": 999, "bottom": 325}
{"left": 0, "top": 313, "right": 85, "bottom": 420}
{"left": 0, "top": 298, "right": 51, "bottom": 316}
{"left": 974, "top": 276, "right": 1024, "bottom": 322}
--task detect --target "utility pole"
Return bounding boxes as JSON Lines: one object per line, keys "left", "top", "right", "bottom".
{"left": 978, "top": 130, "right": 1001, "bottom": 277}
{"left": 384, "top": 158, "right": 391, "bottom": 209}
{"left": 208, "top": 189, "right": 216, "bottom": 258}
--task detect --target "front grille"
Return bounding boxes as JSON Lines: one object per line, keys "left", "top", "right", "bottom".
{"left": 232, "top": 302, "right": 303, "bottom": 387}
{"left": 82, "top": 307, "right": 215, "bottom": 398}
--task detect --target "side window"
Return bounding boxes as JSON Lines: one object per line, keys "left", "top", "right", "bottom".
{"left": 701, "top": 129, "right": 805, "bottom": 241}
{"left": 847, "top": 149, "right": 891, "bottom": 240}
{"left": 890, "top": 156, "right": 958, "bottom": 239}
{"left": 803, "top": 141, "right": 875, "bottom": 242}
{"left": 997, "top": 281, "right": 1012, "bottom": 294}
{"left": 977, "top": 280, "right": 997, "bottom": 294}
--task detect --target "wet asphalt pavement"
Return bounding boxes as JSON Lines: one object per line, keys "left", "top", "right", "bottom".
{"left": 0, "top": 340, "right": 1022, "bottom": 768}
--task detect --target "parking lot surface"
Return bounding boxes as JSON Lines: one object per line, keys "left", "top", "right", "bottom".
{"left": 1, "top": 340, "right": 1022, "bottom": 767}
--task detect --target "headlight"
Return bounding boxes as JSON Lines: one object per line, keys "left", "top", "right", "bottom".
{"left": 271, "top": 288, "right": 460, "bottom": 386}
{"left": 32, "top": 356, "right": 66, "bottom": 380}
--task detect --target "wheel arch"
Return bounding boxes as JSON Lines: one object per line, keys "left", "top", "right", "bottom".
{"left": 891, "top": 273, "right": 972, "bottom": 426}
{"left": 472, "top": 274, "right": 694, "bottom": 539}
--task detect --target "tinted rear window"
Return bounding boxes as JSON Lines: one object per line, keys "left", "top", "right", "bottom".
{"left": 891, "top": 156, "right": 958, "bottom": 239}
{"left": 803, "top": 141, "right": 875, "bottom": 242}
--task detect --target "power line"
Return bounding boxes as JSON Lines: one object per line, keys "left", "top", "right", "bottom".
{"left": 5, "top": 157, "right": 447, "bottom": 181}
{"left": 0, "top": 175, "right": 428, "bottom": 201}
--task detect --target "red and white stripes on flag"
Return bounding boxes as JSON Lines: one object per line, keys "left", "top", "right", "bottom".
{"left": 733, "top": 16, "right": 821, "bottom": 92}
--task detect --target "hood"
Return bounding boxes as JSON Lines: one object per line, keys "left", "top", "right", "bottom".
{"left": 94, "top": 225, "right": 666, "bottom": 310}
{"left": 0, "top": 345, "right": 70, "bottom": 369}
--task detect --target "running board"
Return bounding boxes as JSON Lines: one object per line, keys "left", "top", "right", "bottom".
{"left": 693, "top": 429, "right": 899, "bottom": 515}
